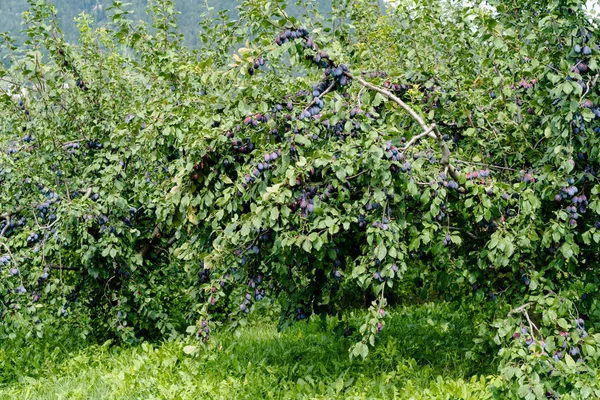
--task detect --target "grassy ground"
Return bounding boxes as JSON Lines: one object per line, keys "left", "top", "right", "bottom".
{"left": 0, "top": 303, "right": 499, "bottom": 399}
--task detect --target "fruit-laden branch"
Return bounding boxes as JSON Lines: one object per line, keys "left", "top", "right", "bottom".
{"left": 0, "top": 217, "right": 10, "bottom": 238}
{"left": 303, "top": 81, "right": 335, "bottom": 114}
{"left": 348, "top": 73, "right": 460, "bottom": 181}
{"left": 0, "top": 207, "right": 23, "bottom": 220}
{"left": 265, "top": 22, "right": 460, "bottom": 180}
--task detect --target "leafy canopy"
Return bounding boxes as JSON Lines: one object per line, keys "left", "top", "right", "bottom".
{"left": 2, "top": 0, "right": 600, "bottom": 397}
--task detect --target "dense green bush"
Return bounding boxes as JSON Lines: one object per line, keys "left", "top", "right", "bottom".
{"left": 2, "top": 0, "right": 600, "bottom": 397}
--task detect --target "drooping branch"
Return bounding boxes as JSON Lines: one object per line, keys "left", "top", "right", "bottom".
{"left": 352, "top": 74, "right": 430, "bottom": 130}
{"left": 0, "top": 217, "right": 10, "bottom": 238}
{"left": 261, "top": 22, "right": 461, "bottom": 182}
{"left": 1, "top": 207, "right": 22, "bottom": 220}
{"left": 303, "top": 81, "right": 335, "bottom": 115}
{"left": 509, "top": 303, "right": 532, "bottom": 315}
{"left": 347, "top": 73, "right": 461, "bottom": 181}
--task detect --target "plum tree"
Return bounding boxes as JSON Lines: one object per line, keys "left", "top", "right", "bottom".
{"left": 1, "top": 0, "right": 600, "bottom": 397}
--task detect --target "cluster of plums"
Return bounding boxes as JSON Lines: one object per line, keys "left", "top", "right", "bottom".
{"left": 560, "top": 188, "right": 587, "bottom": 228}
{"left": 242, "top": 149, "right": 282, "bottom": 185}
{"left": 435, "top": 201, "right": 447, "bottom": 222}
{"left": 289, "top": 188, "right": 317, "bottom": 217}
{"left": 197, "top": 319, "right": 210, "bottom": 343}
{"left": 198, "top": 265, "right": 210, "bottom": 283}
{"left": 63, "top": 142, "right": 80, "bottom": 154}
{"left": 299, "top": 80, "right": 331, "bottom": 120}
{"left": 443, "top": 234, "right": 452, "bottom": 246}
{"left": 516, "top": 79, "right": 537, "bottom": 90}
{"left": 513, "top": 318, "right": 589, "bottom": 367}
{"left": 275, "top": 26, "right": 352, "bottom": 88}
{"left": 520, "top": 170, "right": 535, "bottom": 184}
{"left": 574, "top": 44, "right": 593, "bottom": 55}
{"left": 466, "top": 169, "right": 491, "bottom": 181}
{"left": 327, "top": 64, "right": 351, "bottom": 87}
{"left": 85, "top": 140, "right": 102, "bottom": 150}
{"left": 383, "top": 141, "right": 406, "bottom": 163}
{"left": 75, "top": 79, "right": 89, "bottom": 91}
{"left": 247, "top": 56, "right": 265, "bottom": 76}
{"left": 26, "top": 232, "right": 40, "bottom": 246}
{"left": 275, "top": 28, "right": 310, "bottom": 46}
{"left": 439, "top": 172, "right": 459, "bottom": 190}
{"left": 18, "top": 100, "right": 30, "bottom": 116}
{"left": 243, "top": 113, "right": 270, "bottom": 127}
{"left": 230, "top": 136, "right": 255, "bottom": 156}
{"left": 36, "top": 199, "right": 58, "bottom": 223}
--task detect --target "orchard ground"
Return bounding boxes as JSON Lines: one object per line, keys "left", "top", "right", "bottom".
{"left": 0, "top": 302, "right": 497, "bottom": 399}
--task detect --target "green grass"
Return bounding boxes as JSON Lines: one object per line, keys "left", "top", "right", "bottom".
{"left": 0, "top": 302, "right": 499, "bottom": 399}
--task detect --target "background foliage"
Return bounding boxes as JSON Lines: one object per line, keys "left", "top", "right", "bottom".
{"left": 0, "top": 0, "right": 343, "bottom": 53}
{"left": 2, "top": 0, "right": 600, "bottom": 398}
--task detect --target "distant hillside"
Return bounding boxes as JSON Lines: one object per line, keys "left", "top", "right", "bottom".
{"left": 0, "top": 0, "right": 334, "bottom": 49}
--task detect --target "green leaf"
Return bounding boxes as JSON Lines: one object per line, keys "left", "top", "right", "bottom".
{"left": 376, "top": 245, "right": 387, "bottom": 261}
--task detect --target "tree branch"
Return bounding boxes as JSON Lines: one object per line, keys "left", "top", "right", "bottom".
{"left": 139, "top": 224, "right": 164, "bottom": 258}
{"left": 303, "top": 81, "right": 335, "bottom": 115}
{"left": 0, "top": 217, "right": 10, "bottom": 238}
{"left": 448, "top": 226, "right": 478, "bottom": 240}
{"left": 1, "top": 207, "right": 22, "bottom": 220}
{"left": 348, "top": 73, "right": 460, "bottom": 181}
{"left": 508, "top": 303, "right": 531, "bottom": 316}
{"left": 454, "top": 159, "right": 518, "bottom": 172}
{"left": 49, "top": 264, "right": 81, "bottom": 271}
{"left": 350, "top": 74, "right": 429, "bottom": 129}
{"left": 508, "top": 302, "right": 543, "bottom": 341}
{"left": 401, "top": 125, "right": 436, "bottom": 150}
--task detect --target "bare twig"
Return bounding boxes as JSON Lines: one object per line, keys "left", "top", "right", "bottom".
{"left": 346, "top": 170, "right": 369, "bottom": 180}
{"left": 509, "top": 302, "right": 543, "bottom": 341}
{"left": 508, "top": 302, "right": 532, "bottom": 316}
{"left": 401, "top": 125, "right": 436, "bottom": 150}
{"left": 82, "top": 188, "right": 93, "bottom": 199}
